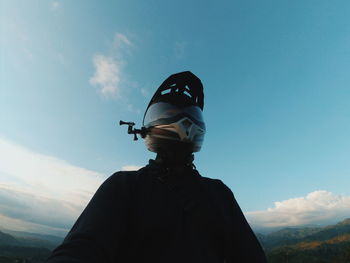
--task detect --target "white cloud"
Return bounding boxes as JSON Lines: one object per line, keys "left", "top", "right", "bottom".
{"left": 89, "top": 55, "right": 121, "bottom": 97}
{"left": 246, "top": 190, "right": 350, "bottom": 228}
{"left": 127, "top": 104, "right": 141, "bottom": 114}
{"left": 140, "top": 88, "right": 150, "bottom": 98}
{"left": 114, "top": 33, "right": 133, "bottom": 48}
{"left": 0, "top": 137, "right": 107, "bottom": 235}
{"left": 89, "top": 33, "right": 134, "bottom": 98}
{"left": 174, "top": 41, "right": 186, "bottom": 59}
{"left": 121, "top": 165, "right": 143, "bottom": 171}
{"left": 51, "top": 1, "right": 60, "bottom": 10}
{"left": 57, "top": 53, "right": 65, "bottom": 65}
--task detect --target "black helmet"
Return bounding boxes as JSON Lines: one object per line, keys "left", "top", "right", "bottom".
{"left": 143, "top": 71, "right": 205, "bottom": 153}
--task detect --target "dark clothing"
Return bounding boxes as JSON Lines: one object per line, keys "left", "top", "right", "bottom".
{"left": 46, "top": 161, "right": 266, "bottom": 262}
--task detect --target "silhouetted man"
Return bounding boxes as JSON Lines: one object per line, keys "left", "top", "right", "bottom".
{"left": 46, "top": 72, "right": 267, "bottom": 262}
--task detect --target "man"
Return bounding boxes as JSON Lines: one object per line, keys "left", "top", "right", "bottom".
{"left": 46, "top": 71, "right": 266, "bottom": 262}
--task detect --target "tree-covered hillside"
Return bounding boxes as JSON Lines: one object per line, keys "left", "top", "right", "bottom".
{"left": 258, "top": 218, "right": 350, "bottom": 263}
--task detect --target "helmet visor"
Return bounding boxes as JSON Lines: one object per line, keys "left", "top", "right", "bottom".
{"left": 143, "top": 102, "right": 205, "bottom": 130}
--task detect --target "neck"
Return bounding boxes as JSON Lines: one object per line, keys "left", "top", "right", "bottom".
{"left": 155, "top": 151, "right": 194, "bottom": 168}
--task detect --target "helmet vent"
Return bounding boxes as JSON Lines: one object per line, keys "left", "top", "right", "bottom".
{"left": 161, "top": 89, "right": 172, "bottom": 95}
{"left": 183, "top": 89, "right": 192, "bottom": 98}
{"left": 160, "top": 85, "right": 193, "bottom": 100}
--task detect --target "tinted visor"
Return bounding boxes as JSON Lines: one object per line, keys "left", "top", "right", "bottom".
{"left": 143, "top": 102, "right": 205, "bottom": 130}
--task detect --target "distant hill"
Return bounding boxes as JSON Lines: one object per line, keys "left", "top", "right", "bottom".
{"left": 0, "top": 229, "right": 63, "bottom": 250}
{"left": 0, "top": 229, "right": 63, "bottom": 262}
{"left": 0, "top": 229, "right": 63, "bottom": 247}
{"left": 0, "top": 231, "right": 21, "bottom": 246}
{"left": 0, "top": 245, "right": 51, "bottom": 263}
{"left": 257, "top": 218, "right": 350, "bottom": 263}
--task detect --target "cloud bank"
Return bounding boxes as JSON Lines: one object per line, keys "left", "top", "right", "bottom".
{"left": 246, "top": 190, "right": 350, "bottom": 228}
{"left": 0, "top": 137, "right": 107, "bottom": 236}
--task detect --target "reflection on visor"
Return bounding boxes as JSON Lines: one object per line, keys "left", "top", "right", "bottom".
{"left": 144, "top": 102, "right": 205, "bottom": 129}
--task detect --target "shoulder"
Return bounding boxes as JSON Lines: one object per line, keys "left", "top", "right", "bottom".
{"left": 198, "top": 174, "right": 236, "bottom": 202}
{"left": 108, "top": 166, "right": 148, "bottom": 181}
{"left": 196, "top": 172, "right": 239, "bottom": 210}
{"left": 88, "top": 167, "right": 148, "bottom": 202}
{"left": 108, "top": 170, "right": 137, "bottom": 181}
{"left": 200, "top": 175, "right": 234, "bottom": 194}
{"left": 99, "top": 166, "right": 149, "bottom": 191}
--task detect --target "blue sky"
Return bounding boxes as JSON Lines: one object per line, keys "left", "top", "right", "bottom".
{"left": 1, "top": 0, "right": 350, "bottom": 235}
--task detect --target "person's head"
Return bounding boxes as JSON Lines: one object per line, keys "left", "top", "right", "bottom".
{"left": 143, "top": 71, "right": 205, "bottom": 163}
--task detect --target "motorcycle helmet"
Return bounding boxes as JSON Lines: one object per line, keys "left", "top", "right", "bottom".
{"left": 143, "top": 71, "right": 205, "bottom": 153}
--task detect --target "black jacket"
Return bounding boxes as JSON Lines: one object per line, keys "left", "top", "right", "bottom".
{"left": 46, "top": 161, "right": 266, "bottom": 262}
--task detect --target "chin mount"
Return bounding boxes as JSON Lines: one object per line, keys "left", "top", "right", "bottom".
{"left": 119, "top": 120, "right": 147, "bottom": 141}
